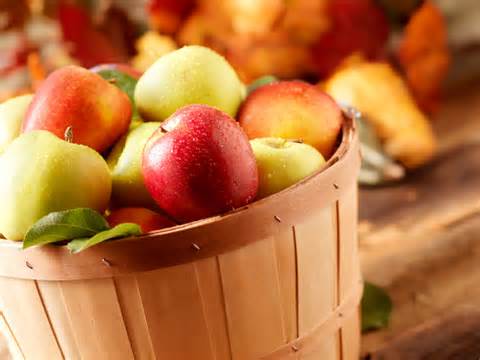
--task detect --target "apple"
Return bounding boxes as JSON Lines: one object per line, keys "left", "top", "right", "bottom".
{"left": 238, "top": 80, "right": 343, "bottom": 158}
{"left": 107, "top": 207, "right": 175, "bottom": 233}
{"left": 0, "top": 131, "right": 111, "bottom": 240}
{"left": 108, "top": 122, "right": 160, "bottom": 208}
{"left": 250, "top": 138, "right": 326, "bottom": 198}
{"left": 22, "top": 65, "right": 132, "bottom": 153}
{"left": 0, "top": 94, "right": 33, "bottom": 154}
{"left": 91, "top": 64, "right": 143, "bottom": 125}
{"left": 135, "top": 45, "right": 244, "bottom": 121}
{"left": 142, "top": 104, "right": 258, "bottom": 223}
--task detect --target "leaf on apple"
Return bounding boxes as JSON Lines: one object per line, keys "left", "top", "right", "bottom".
{"left": 361, "top": 281, "right": 393, "bottom": 332}
{"left": 97, "top": 69, "right": 141, "bottom": 121}
{"left": 23, "top": 208, "right": 109, "bottom": 249}
{"left": 246, "top": 75, "right": 278, "bottom": 96}
{"left": 67, "top": 223, "right": 142, "bottom": 254}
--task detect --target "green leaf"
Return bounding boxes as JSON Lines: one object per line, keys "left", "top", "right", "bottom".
{"left": 67, "top": 223, "right": 142, "bottom": 253}
{"left": 23, "top": 208, "right": 110, "bottom": 249}
{"left": 97, "top": 69, "right": 141, "bottom": 121}
{"left": 362, "top": 282, "right": 393, "bottom": 332}
{"left": 246, "top": 75, "right": 278, "bottom": 96}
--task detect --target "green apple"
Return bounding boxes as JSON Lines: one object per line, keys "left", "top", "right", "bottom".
{"left": 0, "top": 131, "right": 111, "bottom": 240}
{"left": 250, "top": 137, "right": 326, "bottom": 198}
{"left": 108, "top": 122, "right": 160, "bottom": 208}
{"left": 0, "top": 94, "right": 33, "bottom": 153}
{"left": 135, "top": 45, "right": 244, "bottom": 121}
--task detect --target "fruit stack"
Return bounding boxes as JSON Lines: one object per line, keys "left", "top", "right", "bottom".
{"left": 0, "top": 45, "right": 343, "bottom": 251}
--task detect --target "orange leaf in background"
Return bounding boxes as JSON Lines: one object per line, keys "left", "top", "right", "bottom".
{"left": 311, "top": 0, "right": 390, "bottom": 78}
{"left": 398, "top": 0, "right": 450, "bottom": 113}
{"left": 225, "top": 0, "right": 285, "bottom": 36}
{"left": 58, "top": 3, "right": 126, "bottom": 68}
{"left": 147, "top": 0, "right": 196, "bottom": 34}
{"left": 27, "top": 52, "right": 46, "bottom": 91}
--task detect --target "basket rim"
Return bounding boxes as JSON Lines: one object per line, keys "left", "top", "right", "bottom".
{"left": 0, "top": 113, "right": 359, "bottom": 280}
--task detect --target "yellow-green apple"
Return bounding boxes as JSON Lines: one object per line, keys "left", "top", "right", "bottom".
{"left": 239, "top": 80, "right": 343, "bottom": 158}
{"left": 108, "top": 122, "right": 160, "bottom": 208}
{"left": 22, "top": 65, "right": 132, "bottom": 153}
{"left": 107, "top": 207, "right": 175, "bottom": 233}
{"left": 142, "top": 104, "right": 258, "bottom": 223}
{"left": 0, "top": 94, "right": 33, "bottom": 153}
{"left": 250, "top": 138, "right": 326, "bottom": 198}
{"left": 0, "top": 131, "right": 111, "bottom": 241}
{"left": 135, "top": 45, "right": 244, "bottom": 121}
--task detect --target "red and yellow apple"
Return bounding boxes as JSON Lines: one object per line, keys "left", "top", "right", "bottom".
{"left": 142, "top": 104, "right": 258, "bottom": 223}
{"left": 250, "top": 138, "right": 326, "bottom": 198}
{"left": 22, "top": 65, "right": 132, "bottom": 153}
{"left": 239, "top": 80, "right": 343, "bottom": 158}
{"left": 107, "top": 207, "right": 175, "bottom": 233}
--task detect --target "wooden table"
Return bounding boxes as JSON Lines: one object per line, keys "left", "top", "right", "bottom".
{"left": 360, "top": 82, "right": 480, "bottom": 358}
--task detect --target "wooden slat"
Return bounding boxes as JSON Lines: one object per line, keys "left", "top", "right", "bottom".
{"left": 341, "top": 311, "right": 360, "bottom": 360}
{"left": 274, "top": 226, "right": 298, "bottom": 342}
{"left": 36, "top": 281, "right": 80, "bottom": 359}
{"left": 219, "top": 238, "right": 286, "bottom": 359}
{"left": 0, "top": 278, "right": 62, "bottom": 359}
{"left": 0, "top": 311, "right": 22, "bottom": 359}
{"left": 338, "top": 186, "right": 361, "bottom": 360}
{"left": 59, "top": 278, "right": 133, "bottom": 359}
{"left": 295, "top": 206, "right": 338, "bottom": 360}
{"left": 136, "top": 264, "right": 214, "bottom": 359}
{"left": 113, "top": 275, "right": 155, "bottom": 360}
{"left": 195, "top": 258, "right": 233, "bottom": 360}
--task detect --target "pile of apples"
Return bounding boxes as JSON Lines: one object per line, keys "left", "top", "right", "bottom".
{"left": 0, "top": 45, "right": 343, "bottom": 243}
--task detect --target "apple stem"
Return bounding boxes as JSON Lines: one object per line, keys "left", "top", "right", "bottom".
{"left": 160, "top": 125, "right": 169, "bottom": 133}
{"left": 64, "top": 126, "right": 74, "bottom": 143}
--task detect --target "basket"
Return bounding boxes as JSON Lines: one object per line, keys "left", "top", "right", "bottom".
{"left": 0, "top": 115, "right": 361, "bottom": 360}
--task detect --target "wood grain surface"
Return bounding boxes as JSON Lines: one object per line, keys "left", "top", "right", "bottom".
{"left": 361, "top": 82, "right": 480, "bottom": 357}
{"left": 369, "top": 310, "right": 480, "bottom": 360}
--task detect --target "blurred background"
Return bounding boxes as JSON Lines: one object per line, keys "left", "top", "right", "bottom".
{"left": 2, "top": 0, "right": 480, "bottom": 358}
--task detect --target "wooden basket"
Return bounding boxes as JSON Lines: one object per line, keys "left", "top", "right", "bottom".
{"left": 0, "top": 116, "right": 361, "bottom": 360}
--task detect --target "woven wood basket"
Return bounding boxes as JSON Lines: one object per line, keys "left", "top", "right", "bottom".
{"left": 0, "top": 115, "right": 361, "bottom": 360}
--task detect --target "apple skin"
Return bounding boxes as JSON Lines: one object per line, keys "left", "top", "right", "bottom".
{"left": 107, "top": 122, "right": 161, "bottom": 208}
{"left": 142, "top": 104, "right": 259, "bottom": 223}
{"left": 135, "top": 45, "right": 244, "bottom": 121}
{"left": 90, "top": 63, "right": 142, "bottom": 79}
{"left": 250, "top": 138, "right": 326, "bottom": 198}
{"left": 0, "top": 94, "right": 33, "bottom": 154}
{"left": 238, "top": 80, "right": 343, "bottom": 158}
{"left": 22, "top": 65, "right": 132, "bottom": 153}
{"left": 0, "top": 131, "right": 111, "bottom": 241}
{"left": 107, "top": 207, "right": 175, "bottom": 233}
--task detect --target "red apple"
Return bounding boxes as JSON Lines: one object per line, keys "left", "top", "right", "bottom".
{"left": 142, "top": 104, "right": 258, "bottom": 223}
{"left": 22, "top": 65, "right": 132, "bottom": 153}
{"left": 238, "top": 80, "right": 343, "bottom": 158}
{"left": 107, "top": 207, "right": 175, "bottom": 233}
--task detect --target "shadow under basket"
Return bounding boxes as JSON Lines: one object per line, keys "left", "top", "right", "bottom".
{"left": 0, "top": 115, "right": 361, "bottom": 360}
